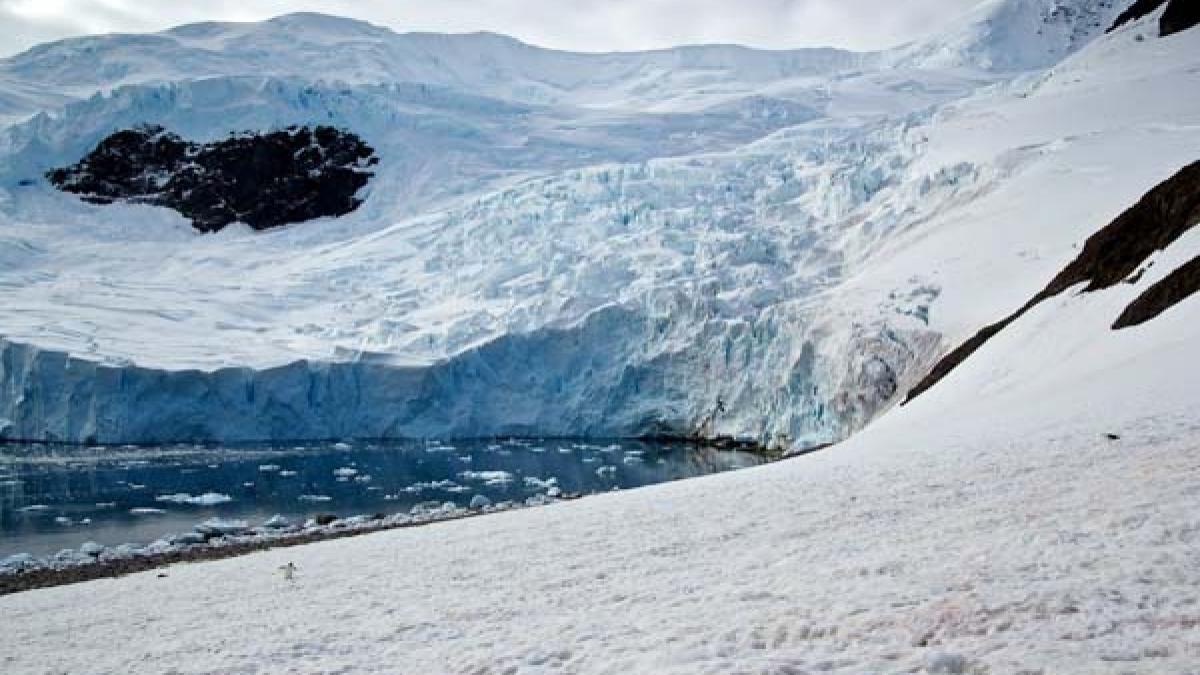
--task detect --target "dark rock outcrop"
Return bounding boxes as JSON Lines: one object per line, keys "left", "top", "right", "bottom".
{"left": 906, "top": 160, "right": 1200, "bottom": 403}
{"left": 1109, "top": 0, "right": 1168, "bottom": 32}
{"left": 1108, "top": 0, "right": 1200, "bottom": 36}
{"left": 1160, "top": 0, "right": 1200, "bottom": 36}
{"left": 1113, "top": 254, "right": 1200, "bottom": 328}
{"left": 47, "top": 125, "right": 377, "bottom": 232}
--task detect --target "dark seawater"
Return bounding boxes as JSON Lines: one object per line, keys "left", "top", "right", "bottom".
{"left": 0, "top": 439, "right": 766, "bottom": 557}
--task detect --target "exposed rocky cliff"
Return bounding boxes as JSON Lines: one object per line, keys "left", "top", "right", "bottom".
{"left": 47, "top": 125, "right": 377, "bottom": 232}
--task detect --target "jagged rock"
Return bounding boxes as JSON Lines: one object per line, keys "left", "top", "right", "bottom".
{"left": 47, "top": 125, "right": 377, "bottom": 232}
{"left": 907, "top": 159, "right": 1200, "bottom": 402}
{"left": 1108, "top": 0, "right": 1200, "bottom": 37}
{"left": 1160, "top": 0, "right": 1200, "bottom": 36}
{"left": 1113, "top": 254, "right": 1200, "bottom": 328}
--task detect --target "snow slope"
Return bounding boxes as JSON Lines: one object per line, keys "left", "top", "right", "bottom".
{"left": 0, "top": 0, "right": 1197, "bottom": 444}
{"left": 3, "top": 153, "right": 1198, "bottom": 672}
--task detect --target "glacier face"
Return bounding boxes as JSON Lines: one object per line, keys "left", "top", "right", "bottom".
{"left": 1, "top": 0, "right": 1194, "bottom": 444}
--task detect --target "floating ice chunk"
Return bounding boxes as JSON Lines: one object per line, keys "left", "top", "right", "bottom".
{"left": 95, "top": 502, "right": 116, "bottom": 508}
{"left": 195, "top": 518, "right": 249, "bottom": 536}
{"left": 129, "top": 507, "right": 166, "bottom": 515}
{"left": 279, "top": 470, "right": 298, "bottom": 477}
{"left": 354, "top": 474, "right": 372, "bottom": 483}
{"left": 2, "top": 553, "right": 38, "bottom": 569}
{"left": 113, "top": 543, "right": 142, "bottom": 556}
{"left": 523, "top": 476, "right": 558, "bottom": 490}
{"left": 156, "top": 492, "right": 233, "bottom": 506}
{"left": 469, "top": 494, "right": 492, "bottom": 509}
{"left": 458, "top": 470, "right": 513, "bottom": 486}
{"left": 622, "top": 455, "right": 644, "bottom": 465}
{"left": 595, "top": 465, "right": 617, "bottom": 478}
{"left": 404, "top": 479, "right": 459, "bottom": 493}
{"left": 258, "top": 464, "right": 281, "bottom": 473}
{"left": 169, "top": 531, "right": 206, "bottom": 545}
{"left": 333, "top": 442, "right": 352, "bottom": 451}
{"left": 18, "top": 504, "right": 50, "bottom": 513}
{"left": 547, "top": 487, "right": 562, "bottom": 498}
{"left": 54, "top": 548, "right": 80, "bottom": 562}
{"left": 333, "top": 467, "right": 358, "bottom": 478}
{"left": 79, "top": 541, "right": 105, "bottom": 557}
{"left": 144, "top": 539, "right": 175, "bottom": 554}
{"left": 263, "top": 514, "right": 292, "bottom": 529}
{"left": 54, "top": 516, "right": 74, "bottom": 526}
{"left": 298, "top": 494, "right": 333, "bottom": 502}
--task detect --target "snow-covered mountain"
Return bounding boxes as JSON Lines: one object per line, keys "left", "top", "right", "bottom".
{"left": 0, "top": 0, "right": 1197, "bottom": 445}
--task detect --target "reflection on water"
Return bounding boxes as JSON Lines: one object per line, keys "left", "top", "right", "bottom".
{"left": 0, "top": 439, "right": 765, "bottom": 557}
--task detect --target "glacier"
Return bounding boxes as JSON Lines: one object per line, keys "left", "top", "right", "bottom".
{"left": 0, "top": 0, "right": 1195, "bottom": 445}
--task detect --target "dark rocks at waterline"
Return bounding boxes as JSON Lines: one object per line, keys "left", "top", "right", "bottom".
{"left": 46, "top": 125, "right": 378, "bottom": 232}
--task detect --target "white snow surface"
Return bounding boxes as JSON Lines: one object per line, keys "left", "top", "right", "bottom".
{"left": 2, "top": 6, "right": 1200, "bottom": 668}
{"left": 3, "top": 178, "right": 1199, "bottom": 670}
{"left": 0, "top": 0, "right": 1198, "bottom": 445}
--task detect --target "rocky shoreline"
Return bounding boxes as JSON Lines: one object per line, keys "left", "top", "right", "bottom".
{"left": 0, "top": 495, "right": 580, "bottom": 596}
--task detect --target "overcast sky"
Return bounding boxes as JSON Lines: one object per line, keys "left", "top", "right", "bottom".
{"left": 0, "top": 0, "right": 977, "bottom": 57}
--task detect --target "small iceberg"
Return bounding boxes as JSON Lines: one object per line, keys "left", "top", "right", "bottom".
{"left": 194, "top": 518, "right": 250, "bottom": 537}
{"left": 524, "top": 476, "right": 558, "bottom": 490}
{"left": 79, "top": 542, "right": 105, "bottom": 557}
{"left": 156, "top": 492, "right": 233, "bottom": 506}
{"left": 263, "top": 514, "right": 291, "bottom": 529}
{"left": 458, "top": 470, "right": 513, "bottom": 486}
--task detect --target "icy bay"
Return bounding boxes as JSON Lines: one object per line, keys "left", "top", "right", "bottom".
{"left": 0, "top": 439, "right": 765, "bottom": 558}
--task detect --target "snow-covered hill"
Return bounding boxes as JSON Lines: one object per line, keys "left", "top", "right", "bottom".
{"left": 0, "top": 0, "right": 1197, "bottom": 444}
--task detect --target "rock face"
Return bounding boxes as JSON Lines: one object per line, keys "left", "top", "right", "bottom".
{"left": 1160, "top": 0, "right": 1200, "bottom": 36}
{"left": 906, "top": 159, "right": 1200, "bottom": 403}
{"left": 1113, "top": 254, "right": 1200, "bottom": 328}
{"left": 1108, "top": 0, "right": 1200, "bottom": 36}
{"left": 47, "top": 125, "right": 377, "bottom": 232}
